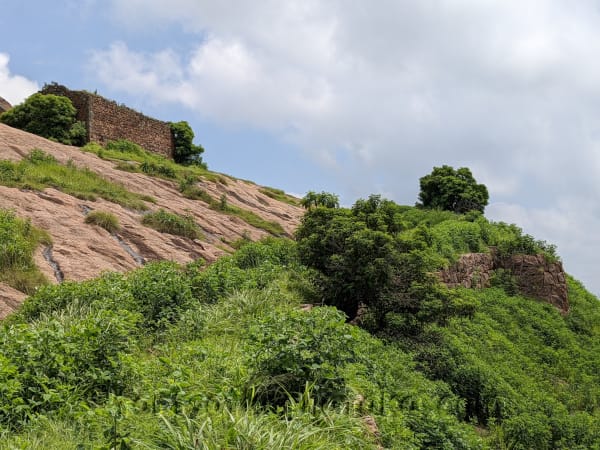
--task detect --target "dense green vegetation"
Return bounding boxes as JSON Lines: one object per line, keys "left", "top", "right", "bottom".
{"left": 0, "top": 149, "right": 153, "bottom": 210}
{"left": 2, "top": 190, "right": 600, "bottom": 448}
{"left": 0, "top": 93, "right": 86, "bottom": 145}
{"left": 0, "top": 209, "right": 49, "bottom": 294}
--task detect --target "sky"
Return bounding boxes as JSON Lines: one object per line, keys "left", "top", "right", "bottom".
{"left": 1, "top": 0, "right": 599, "bottom": 295}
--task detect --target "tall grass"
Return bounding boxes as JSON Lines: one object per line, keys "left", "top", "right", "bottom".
{"left": 142, "top": 209, "right": 203, "bottom": 239}
{"left": 0, "top": 149, "right": 153, "bottom": 210}
{"left": 0, "top": 209, "right": 50, "bottom": 294}
{"left": 84, "top": 210, "right": 120, "bottom": 233}
{"left": 83, "top": 141, "right": 287, "bottom": 236}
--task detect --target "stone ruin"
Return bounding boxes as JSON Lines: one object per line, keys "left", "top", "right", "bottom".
{"left": 438, "top": 250, "right": 569, "bottom": 313}
{"left": 40, "top": 84, "right": 174, "bottom": 158}
{"left": 0, "top": 96, "right": 12, "bottom": 114}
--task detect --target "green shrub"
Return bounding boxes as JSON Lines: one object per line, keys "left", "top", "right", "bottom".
{"left": 141, "top": 209, "right": 202, "bottom": 239}
{"left": 0, "top": 93, "right": 81, "bottom": 145}
{"left": 169, "top": 121, "right": 205, "bottom": 166}
{"left": 15, "top": 272, "right": 132, "bottom": 322}
{"left": 418, "top": 165, "right": 489, "bottom": 214}
{"left": 84, "top": 210, "right": 120, "bottom": 233}
{"left": 105, "top": 139, "right": 145, "bottom": 156}
{"left": 0, "top": 306, "right": 140, "bottom": 428}
{"left": 139, "top": 161, "right": 177, "bottom": 179}
{"left": 125, "top": 261, "right": 194, "bottom": 329}
{"left": 247, "top": 307, "right": 356, "bottom": 406}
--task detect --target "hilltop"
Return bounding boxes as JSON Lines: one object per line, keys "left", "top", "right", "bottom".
{"left": 2, "top": 118, "right": 600, "bottom": 448}
{"left": 0, "top": 123, "right": 303, "bottom": 315}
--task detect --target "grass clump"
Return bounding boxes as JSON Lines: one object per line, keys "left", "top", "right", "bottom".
{"left": 0, "top": 149, "right": 153, "bottom": 210}
{"left": 0, "top": 209, "right": 50, "bottom": 294}
{"left": 259, "top": 186, "right": 299, "bottom": 206}
{"left": 81, "top": 140, "right": 225, "bottom": 183}
{"left": 84, "top": 210, "right": 120, "bottom": 233}
{"left": 142, "top": 209, "right": 202, "bottom": 239}
{"left": 178, "top": 178, "right": 286, "bottom": 236}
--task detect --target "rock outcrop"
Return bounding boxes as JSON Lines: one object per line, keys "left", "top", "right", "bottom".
{"left": 0, "top": 284, "right": 26, "bottom": 319}
{"left": 0, "top": 123, "right": 304, "bottom": 316}
{"left": 439, "top": 250, "right": 569, "bottom": 313}
{"left": 0, "top": 96, "right": 11, "bottom": 113}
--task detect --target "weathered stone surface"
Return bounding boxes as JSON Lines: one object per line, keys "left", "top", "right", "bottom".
{"left": 40, "top": 84, "right": 174, "bottom": 157}
{"left": 438, "top": 253, "right": 495, "bottom": 289}
{"left": 0, "top": 123, "right": 303, "bottom": 315}
{"left": 438, "top": 250, "right": 569, "bottom": 313}
{"left": 0, "top": 96, "right": 11, "bottom": 113}
{"left": 0, "top": 284, "right": 26, "bottom": 319}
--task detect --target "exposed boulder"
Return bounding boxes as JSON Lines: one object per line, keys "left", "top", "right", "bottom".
{"left": 0, "top": 96, "right": 11, "bottom": 113}
{"left": 439, "top": 251, "right": 569, "bottom": 313}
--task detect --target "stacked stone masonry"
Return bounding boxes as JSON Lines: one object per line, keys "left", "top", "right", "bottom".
{"left": 40, "top": 84, "right": 174, "bottom": 158}
{"left": 438, "top": 250, "right": 569, "bottom": 313}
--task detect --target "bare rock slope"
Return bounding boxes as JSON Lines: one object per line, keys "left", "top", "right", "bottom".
{"left": 0, "top": 123, "right": 304, "bottom": 314}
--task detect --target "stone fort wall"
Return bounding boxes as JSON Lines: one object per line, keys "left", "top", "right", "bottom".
{"left": 40, "top": 84, "right": 174, "bottom": 158}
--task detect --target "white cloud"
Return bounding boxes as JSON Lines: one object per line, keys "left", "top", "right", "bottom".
{"left": 95, "top": 0, "right": 600, "bottom": 294}
{"left": 0, "top": 53, "right": 38, "bottom": 105}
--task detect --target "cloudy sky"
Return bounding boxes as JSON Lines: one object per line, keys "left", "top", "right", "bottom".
{"left": 1, "top": 1, "right": 599, "bottom": 295}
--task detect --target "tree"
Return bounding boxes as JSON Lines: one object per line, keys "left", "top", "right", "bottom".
{"left": 296, "top": 195, "right": 478, "bottom": 333}
{"left": 418, "top": 165, "right": 489, "bottom": 214}
{"left": 300, "top": 191, "right": 339, "bottom": 209}
{"left": 0, "top": 93, "right": 85, "bottom": 145}
{"left": 169, "top": 121, "right": 205, "bottom": 166}
{"left": 296, "top": 206, "right": 396, "bottom": 320}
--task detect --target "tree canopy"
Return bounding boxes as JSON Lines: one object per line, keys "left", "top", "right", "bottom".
{"left": 300, "top": 191, "right": 340, "bottom": 209}
{"left": 418, "top": 165, "right": 489, "bottom": 214}
{"left": 0, "top": 93, "right": 86, "bottom": 146}
{"left": 169, "top": 121, "right": 205, "bottom": 166}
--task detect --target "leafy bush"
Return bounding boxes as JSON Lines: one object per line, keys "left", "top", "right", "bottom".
{"left": 84, "top": 210, "right": 120, "bottom": 233}
{"left": 247, "top": 307, "right": 356, "bottom": 407}
{"left": 418, "top": 165, "right": 489, "bottom": 214}
{"left": 0, "top": 93, "right": 83, "bottom": 145}
{"left": 105, "top": 139, "right": 145, "bottom": 156}
{"left": 125, "top": 261, "right": 195, "bottom": 329}
{"left": 169, "top": 121, "right": 205, "bottom": 166}
{"left": 15, "top": 272, "right": 132, "bottom": 322}
{"left": 300, "top": 191, "right": 339, "bottom": 209}
{"left": 0, "top": 306, "right": 139, "bottom": 428}
{"left": 140, "top": 161, "right": 177, "bottom": 179}
{"left": 141, "top": 209, "right": 202, "bottom": 239}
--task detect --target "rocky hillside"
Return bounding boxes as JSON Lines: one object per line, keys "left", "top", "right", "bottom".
{"left": 0, "top": 123, "right": 303, "bottom": 315}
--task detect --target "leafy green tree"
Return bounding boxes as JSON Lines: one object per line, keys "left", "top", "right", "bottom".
{"left": 169, "top": 121, "right": 205, "bottom": 166}
{"left": 418, "top": 165, "right": 489, "bottom": 213}
{"left": 0, "top": 93, "right": 84, "bottom": 145}
{"left": 297, "top": 196, "right": 478, "bottom": 332}
{"left": 300, "top": 191, "right": 339, "bottom": 209}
